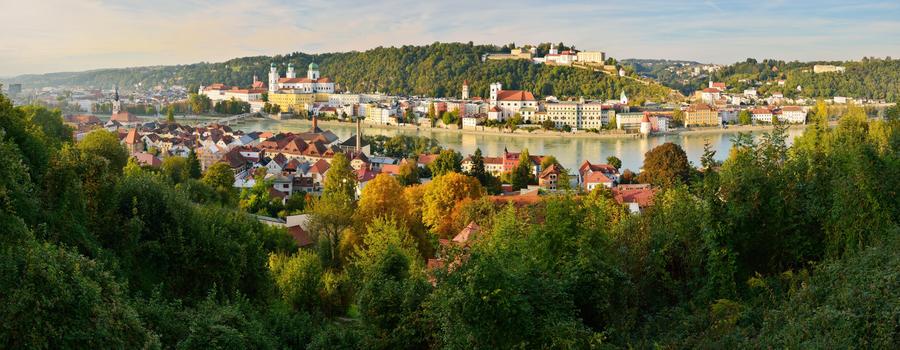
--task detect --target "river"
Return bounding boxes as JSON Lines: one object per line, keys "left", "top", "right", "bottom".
{"left": 227, "top": 118, "right": 804, "bottom": 171}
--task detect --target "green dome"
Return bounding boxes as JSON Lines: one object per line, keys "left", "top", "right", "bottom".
{"left": 308, "top": 62, "right": 319, "bottom": 70}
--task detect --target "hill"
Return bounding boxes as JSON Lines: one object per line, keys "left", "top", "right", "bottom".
{"left": 624, "top": 57, "right": 900, "bottom": 102}
{"left": 7, "top": 42, "right": 675, "bottom": 102}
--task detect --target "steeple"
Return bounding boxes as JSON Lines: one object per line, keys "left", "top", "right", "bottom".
{"left": 112, "top": 85, "right": 121, "bottom": 115}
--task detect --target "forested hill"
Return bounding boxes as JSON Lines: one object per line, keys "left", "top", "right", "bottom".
{"left": 8, "top": 42, "right": 674, "bottom": 101}
{"left": 628, "top": 57, "right": 900, "bottom": 102}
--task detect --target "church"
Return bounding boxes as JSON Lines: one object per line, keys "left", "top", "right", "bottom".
{"left": 268, "top": 62, "right": 334, "bottom": 94}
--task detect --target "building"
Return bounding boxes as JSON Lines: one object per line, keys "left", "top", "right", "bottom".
{"left": 578, "top": 161, "right": 619, "bottom": 191}
{"left": 461, "top": 80, "right": 469, "bottom": 100}
{"left": 576, "top": 51, "right": 606, "bottom": 63}
{"left": 268, "top": 92, "right": 316, "bottom": 113}
{"left": 684, "top": 103, "right": 720, "bottom": 127}
{"left": 700, "top": 88, "right": 721, "bottom": 105}
{"left": 538, "top": 164, "right": 562, "bottom": 190}
{"left": 489, "top": 83, "right": 537, "bottom": 121}
{"left": 543, "top": 46, "right": 578, "bottom": 65}
{"left": 7, "top": 84, "right": 22, "bottom": 95}
{"left": 813, "top": 65, "right": 846, "bottom": 74}
{"left": 200, "top": 84, "right": 266, "bottom": 103}
{"left": 718, "top": 107, "right": 739, "bottom": 124}
{"left": 750, "top": 107, "right": 774, "bottom": 123}
{"left": 268, "top": 62, "right": 334, "bottom": 93}
{"left": 616, "top": 112, "right": 668, "bottom": 133}
{"left": 779, "top": 106, "right": 807, "bottom": 124}
{"left": 484, "top": 47, "right": 534, "bottom": 61}
{"left": 123, "top": 128, "right": 143, "bottom": 154}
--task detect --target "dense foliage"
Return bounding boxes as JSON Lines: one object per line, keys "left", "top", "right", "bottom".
{"left": 2, "top": 86, "right": 899, "bottom": 349}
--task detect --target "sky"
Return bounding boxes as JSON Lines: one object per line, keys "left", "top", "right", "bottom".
{"left": 1, "top": 0, "right": 899, "bottom": 76}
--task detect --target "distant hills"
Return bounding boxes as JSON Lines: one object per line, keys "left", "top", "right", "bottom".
{"left": 4, "top": 42, "right": 675, "bottom": 102}
{"left": 8, "top": 43, "right": 899, "bottom": 103}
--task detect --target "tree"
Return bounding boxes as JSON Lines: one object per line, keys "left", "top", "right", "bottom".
{"left": 323, "top": 153, "right": 357, "bottom": 200}
{"left": 738, "top": 110, "right": 752, "bottom": 125}
{"left": 186, "top": 149, "right": 201, "bottom": 179}
{"left": 161, "top": 156, "right": 190, "bottom": 184}
{"left": 428, "top": 149, "right": 462, "bottom": 177}
{"left": 510, "top": 148, "right": 533, "bottom": 190}
{"left": 396, "top": 159, "right": 420, "bottom": 186}
{"left": 637, "top": 142, "right": 691, "bottom": 188}
{"left": 606, "top": 156, "right": 622, "bottom": 170}
{"left": 354, "top": 174, "right": 411, "bottom": 233}
{"left": 166, "top": 105, "right": 175, "bottom": 123}
{"left": 268, "top": 250, "right": 324, "bottom": 311}
{"left": 202, "top": 162, "right": 234, "bottom": 190}
{"left": 351, "top": 219, "right": 429, "bottom": 349}
{"left": 422, "top": 172, "right": 484, "bottom": 236}
{"left": 467, "top": 148, "right": 489, "bottom": 182}
{"left": 672, "top": 108, "right": 685, "bottom": 126}
{"left": 307, "top": 192, "right": 354, "bottom": 268}
{"left": 78, "top": 130, "right": 129, "bottom": 175}
{"left": 541, "top": 120, "right": 556, "bottom": 130}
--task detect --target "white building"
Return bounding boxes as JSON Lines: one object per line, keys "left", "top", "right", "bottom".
{"left": 751, "top": 108, "right": 774, "bottom": 123}
{"left": 779, "top": 106, "right": 807, "bottom": 124}
{"left": 268, "top": 62, "right": 334, "bottom": 94}
{"left": 489, "top": 82, "right": 537, "bottom": 121}
{"left": 576, "top": 51, "right": 606, "bottom": 63}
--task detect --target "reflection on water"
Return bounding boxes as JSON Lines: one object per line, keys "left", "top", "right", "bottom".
{"left": 231, "top": 119, "right": 804, "bottom": 171}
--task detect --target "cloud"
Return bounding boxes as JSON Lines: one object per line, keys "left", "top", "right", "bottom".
{"left": 0, "top": 0, "right": 898, "bottom": 76}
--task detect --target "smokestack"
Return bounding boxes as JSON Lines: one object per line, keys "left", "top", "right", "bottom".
{"left": 311, "top": 113, "right": 318, "bottom": 132}
{"left": 356, "top": 116, "right": 361, "bottom": 152}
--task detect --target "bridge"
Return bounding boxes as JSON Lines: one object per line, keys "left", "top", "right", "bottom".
{"left": 195, "top": 112, "right": 260, "bottom": 127}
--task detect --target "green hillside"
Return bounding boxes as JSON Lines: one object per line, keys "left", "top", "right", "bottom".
{"left": 8, "top": 42, "right": 674, "bottom": 102}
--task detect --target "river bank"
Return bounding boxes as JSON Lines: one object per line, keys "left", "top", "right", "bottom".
{"left": 237, "top": 117, "right": 807, "bottom": 140}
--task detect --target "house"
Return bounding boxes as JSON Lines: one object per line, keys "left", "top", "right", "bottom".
{"left": 699, "top": 88, "right": 721, "bottom": 105}
{"left": 123, "top": 128, "right": 143, "bottom": 154}
{"left": 538, "top": 164, "right": 562, "bottom": 190}
{"left": 611, "top": 184, "right": 655, "bottom": 214}
{"left": 579, "top": 160, "right": 619, "bottom": 190}
{"left": 132, "top": 152, "right": 161, "bottom": 168}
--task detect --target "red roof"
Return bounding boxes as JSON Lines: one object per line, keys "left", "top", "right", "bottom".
{"left": 288, "top": 225, "right": 314, "bottom": 247}
{"left": 751, "top": 108, "right": 772, "bottom": 114}
{"left": 611, "top": 186, "right": 655, "bottom": 208}
{"left": 124, "top": 128, "right": 140, "bottom": 145}
{"left": 496, "top": 90, "right": 536, "bottom": 102}
{"left": 417, "top": 153, "right": 438, "bottom": 166}
{"left": 453, "top": 222, "right": 480, "bottom": 244}
{"left": 309, "top": 159, "right": 330, "bottom": 175}
{"left": 702, "top": 88, "right": 721, "bottom": 93}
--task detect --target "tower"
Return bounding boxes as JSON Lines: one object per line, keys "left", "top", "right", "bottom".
{"left": 307, "top": 62, "right": 320, "bottom": 80}
{"left": 268, "top": 63, "right": 279, "bottom": 93}
{"left": 355, "top": 115, "right": 362, "bottom": 153}
{"left": 640, "top": 112, "right": 652, "bottom": 135}
{"left": 112, "top": 85, "right": 121, "bottom": 115}
{"left": 549, "top": 44, "right": 558, "bottom": 55}
{"left": 461, "top": 80, "right": 469, "bottom": 100}
{"left": 489, "top": 82, "right": 502, "bottom": 106}
{"left": 619, "top": 91, "right": 628, "bottom": 105}
{"left": 286, "top": 63, "right": 296, "bottom": 79}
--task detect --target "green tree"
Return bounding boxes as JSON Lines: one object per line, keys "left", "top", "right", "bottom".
{"left": 161, "top": 156, "right": 190, "bottom": 184}
{"left": 322, "top": 153, "right": 357, "bottom": 200}
{"left": 606, "top": 156, "right": 622, "bottom": 170}
{"left": 428, "top": 149, "right": 462, "bottom": 177}
{"left": 268, "top": 250, "right": 324, "bottom": 311}
{"left": 510, "top": 148, "right": 533, "bottom": 190}
{"left": 187, "top": 149, "right": 202, "bottom": 179}
{"left": 166, "top": 105, "right": 175, "bottom": 123}
{"left": 738, "top": 109, "right": 752, "bottom": 125}
{"left": 77, "top": 130, "right": 129, "bottom": 175}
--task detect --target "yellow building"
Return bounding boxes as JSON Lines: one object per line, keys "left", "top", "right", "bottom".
{"left": 684, "top": 103, "right": 720, "bottom": 127}
{"left": 268, "top": 91, "right": 315, "bottom": 113}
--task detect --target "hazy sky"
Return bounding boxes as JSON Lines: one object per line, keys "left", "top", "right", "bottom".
{"left": 1, "top": 0, "right": 899, "bottom": 76}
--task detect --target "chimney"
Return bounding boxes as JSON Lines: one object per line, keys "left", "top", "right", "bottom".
{"left": 311, "top": 114, "right": 318, "bottom": 132}
{"left": 356, "top": 116, "right": 361, "bottom": 152}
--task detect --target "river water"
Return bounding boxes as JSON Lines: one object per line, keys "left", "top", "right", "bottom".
{"left": 228, "top": 118, "right": 804, "bottom": 171}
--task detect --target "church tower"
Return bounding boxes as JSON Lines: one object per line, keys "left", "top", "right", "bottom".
{"left": 620, "top": 91, "right": 628, "bottom": 105}
{"left": 268, "top": 63, "right": 279, "bottom": 93}
{"left": 489, "top": 82, "right": 502, "bottom": 107}
{"left": 307, "top": 62, "right": 320, "bottom": 80}
{"left": 112, "top": 85, "right": 121, "bottom": 115}
{"left": 286, "top": 63, "right": 296, "bottom": 79}
{"left": 461, "top": 80, "right": 469, "bottom": 100}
